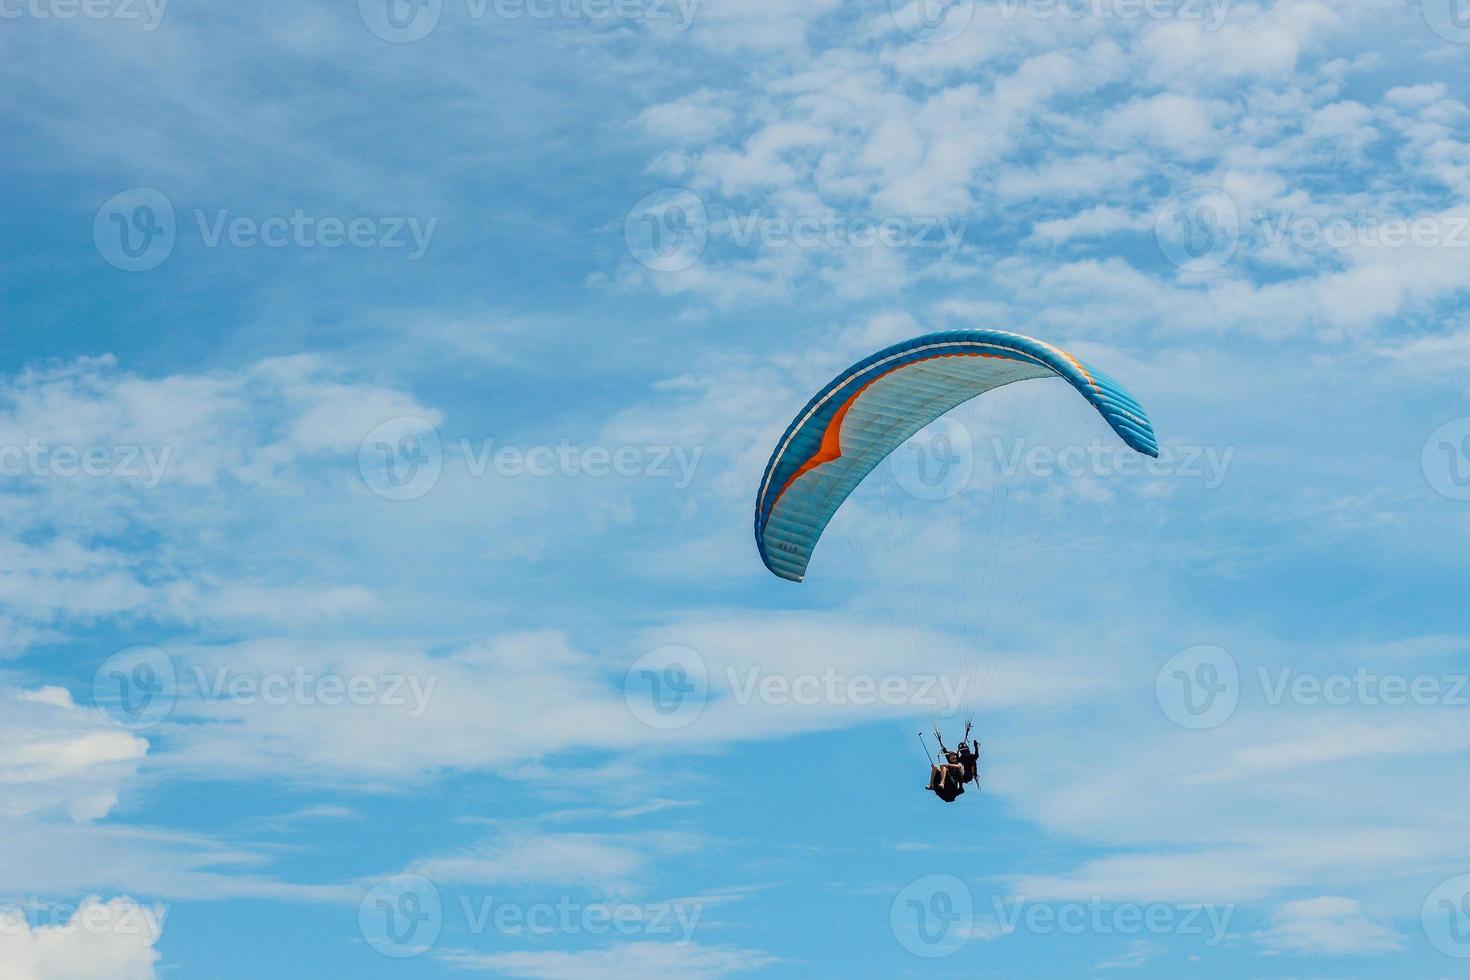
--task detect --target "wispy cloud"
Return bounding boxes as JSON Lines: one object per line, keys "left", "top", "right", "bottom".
{"left": 1255, "top": 896, "right": 1404, "bottom": 956}
{"left": 436, "top": 940, "right": 779, "bottom": 979}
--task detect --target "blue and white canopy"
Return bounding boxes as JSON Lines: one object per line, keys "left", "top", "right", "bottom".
{"left": 754, "top": 330, "right": 1159, "bottom": 582}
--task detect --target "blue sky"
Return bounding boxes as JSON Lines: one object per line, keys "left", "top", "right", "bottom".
{"left": 3, "top": 0, "right": 1470, "bottom": 976}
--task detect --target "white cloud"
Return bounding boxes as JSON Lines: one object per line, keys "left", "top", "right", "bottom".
{"left": 0, "top": 687, "right": 146, "bottom": 823}
{"left": 1255, "top": 896, "right": 1404, "bottom": 955}
{"left": 1191, "top": 715, "right": 1470, "bottom": 785}
{"left": 681, "top": 0, "right": 842, "bottom": 52}
{"left": 606, "top": 1, "right": 1469, "bottom": 342}
{"left": 997, "top": 683, "right": 1470, "bottom": 906}
{"left": 0, "top": 355, "right": 447, "bottom": 648}
{"left": 411, "top": 830, "right": 695, "bottom": 897}
{"left": 1139, "top": 1, "right": 1344, "bottom": 85}
{"left": 1098, "top": 93, "right": 1230, "bottom": 161}
{"left": 1094, "top": 938, "right": 1163, "bottom": 970}
{"left": 0, "top": 897, "right": 164, "bottom": 980}
{"left": 436, "top": 940, "right": 778, "bottom": 979}
{"left": 1375, "top": 328, "right": 1470, "bottom": 373}
{"left": 1029, "top": 204, "right": 1148, "bottom": 244}
{"left": 137, "top": 605, "right": 1102, "bottom": 790}
{"left": 156, "top": 631, "right": 648, "bottom": 783}
{"left": 635, "top": 91, "right": 735, "bottom": 145}
{"left": 1386, "top": 83, "right": 1450, "bottom": 110}
{"left": 0, "top": 816, "right": 354, "bottom": 904}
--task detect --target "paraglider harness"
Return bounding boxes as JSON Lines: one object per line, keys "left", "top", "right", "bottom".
{"left": 921, "top": 723, "right": 980, "bottom": 803}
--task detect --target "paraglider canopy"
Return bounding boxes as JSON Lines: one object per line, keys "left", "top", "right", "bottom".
{"left": 754, "top": 330, "right": 1158, "bottom": 582}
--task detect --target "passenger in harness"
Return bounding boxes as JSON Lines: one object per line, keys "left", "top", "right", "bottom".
{"left": 925, "top": 725, "right": 980, "bottom": 803}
